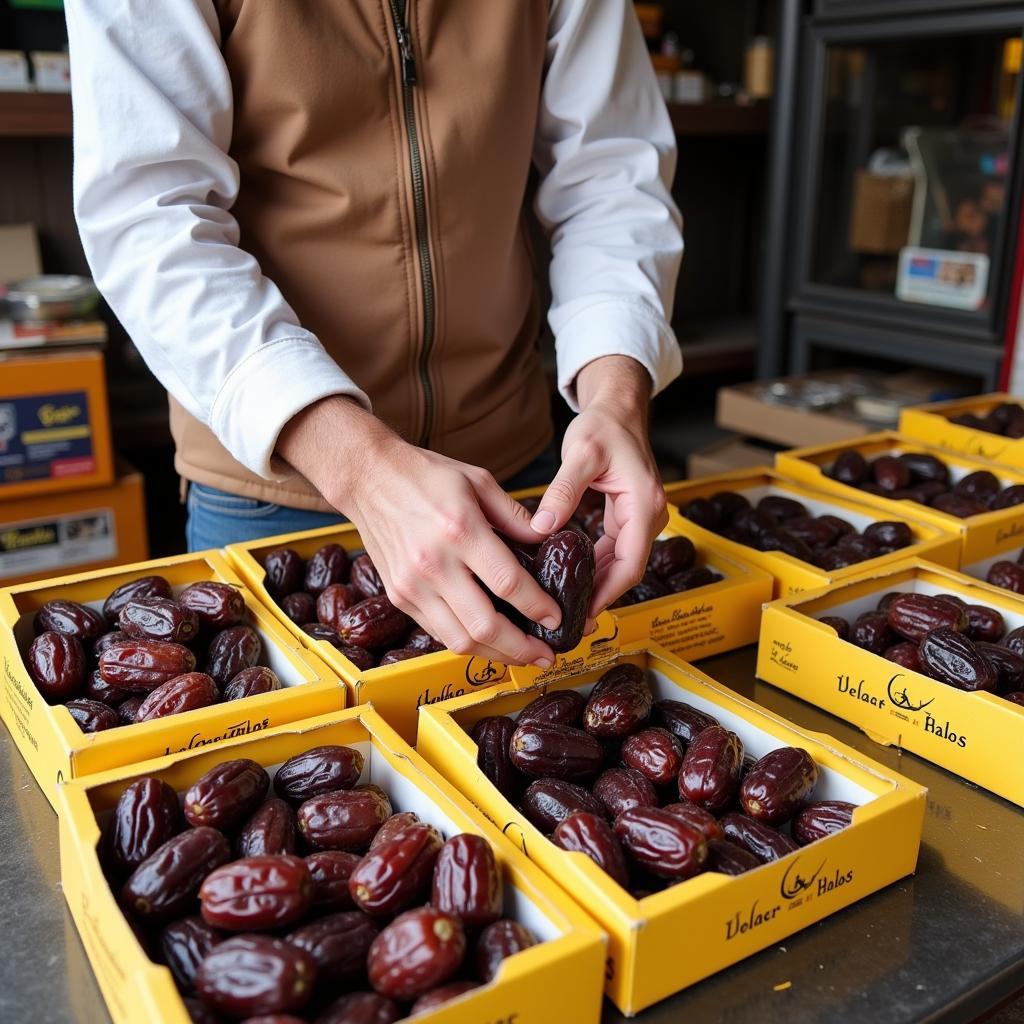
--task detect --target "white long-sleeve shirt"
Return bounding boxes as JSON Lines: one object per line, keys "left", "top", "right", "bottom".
{"left": 66, "top": 0, "right": 683, "bottom": 480}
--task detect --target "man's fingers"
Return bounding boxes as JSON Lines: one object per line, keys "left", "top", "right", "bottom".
{"left": 468, "top": 532, "right": 562, "bottom": 631}
{"left": 469, "top": 470, "right": 539, "bottom": 544}
{"left": 531, "top": 443, "right": 604, "bottom": 536}
{"left": 589, "top": 513, "right": 656, "bottom": 615}
{"left": 445, "top": 570, "right": 555, "bottom": 667}
{"left": 411, "top": 593, "right": 512, "bottom": 666}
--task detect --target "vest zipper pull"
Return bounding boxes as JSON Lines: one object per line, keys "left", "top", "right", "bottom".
{"left": 396, "top": 24, "right": 417, "bottom": 85}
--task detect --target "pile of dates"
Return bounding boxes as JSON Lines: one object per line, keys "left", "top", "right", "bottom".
{"left": 826, "top": 449, "right": 1024, "bottom": 519}
{"left": 679, "top": 490, "right": 913, "bottom": 570}
{"left": 262, "top": 543, "right": 444, "bottom": 670}
{"left": 265, "top": 519, "right": 602, "bottom": 658}
{"left": 469, "top": 663, "right": 856, "bottom": 894}
{"left": 948, "top": 401, "right": 1024, "bottom": 438}
{"left": 105, "top": 745, "right": 539, "bottom": 1022}
{"left": 24, "top": 577, "right": 281, "bottom": 733}
{"left": 820, "top": 591, "right": 1024, "bottom": 707}
{"left": 985, "top": 550, "right": 1024, "bottom": 596}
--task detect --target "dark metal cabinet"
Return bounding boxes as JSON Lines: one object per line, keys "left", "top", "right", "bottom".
{"left": 760, "top": 1, "right": 1024, "bottom": 385}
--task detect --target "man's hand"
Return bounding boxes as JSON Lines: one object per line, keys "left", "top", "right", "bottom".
{"left": 277, "top": 397, "right": 560, "bottom": 667}
{"left": 529, "top": 355, "right": 667, "bottom": 616}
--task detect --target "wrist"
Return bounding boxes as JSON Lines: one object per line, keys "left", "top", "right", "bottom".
{"left": 276, "top": 395, "right": 393, "bottom": 507}
{"left": 576, "top": 355, "right": 651, "bottom": 422}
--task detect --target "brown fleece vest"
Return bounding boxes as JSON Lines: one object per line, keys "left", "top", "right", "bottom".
{"left": 171, "top": 0, "right": 553, "bottom": 510}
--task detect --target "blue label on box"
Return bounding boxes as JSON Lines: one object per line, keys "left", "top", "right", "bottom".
{"left": 0, "top": 390, "right": 96, "bottom": 485}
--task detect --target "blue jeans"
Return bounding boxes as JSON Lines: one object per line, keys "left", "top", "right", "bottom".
{"left": 185, "top": 447, "right": 558, "bottom": 552}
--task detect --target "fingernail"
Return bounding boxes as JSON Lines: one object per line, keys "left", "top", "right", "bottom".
{"left": 531, "top": 510, "right": 556, "bottom": 533}
{"left": 540, "top": 615, "right": 560, "bottom": 630}
{"left": 534, "top": 657, "right": 553, "bottom": 669}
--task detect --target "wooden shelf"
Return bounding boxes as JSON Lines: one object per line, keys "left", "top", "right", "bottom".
{"left": 0, "top": 91, "right": 71, "bottom": 137}
{"left": 667, "top": 102, "right": 771, "bottom": 137}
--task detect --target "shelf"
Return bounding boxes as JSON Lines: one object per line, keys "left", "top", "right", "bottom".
{"left": 0, "top": 91, "right": 71, "bottom": 137}
{"left": 667, "top": 102, "right": 771, "bottom": 137}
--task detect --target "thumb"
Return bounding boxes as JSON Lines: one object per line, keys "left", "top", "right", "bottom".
{"left": 531, "top": 444, "right": 602, "bottom": 536}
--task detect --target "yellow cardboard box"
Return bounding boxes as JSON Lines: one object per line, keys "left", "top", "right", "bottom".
{"left": 508, "top": 484, "right": 776, "bottom": 661}
{"left": 664, "top": 470, "right": 960, "bottom": 598}
{"left": 898, "top": 392, "right": 1024, "bottom": 468}
{"left": 0, "top": 460, "right": 147, "bottom": 585}
{"left": 756, "top": 560, "right": 1024, "bottom": 806}
{"left": 0, "top": 551, "right": 343, "bottom": 809}
{"left": 228, "top": 525, "right": 521, "bottom": 744}
{"left": 417, "top": 643, "right": 926, "bottom": 1015}
{"left": 775, "top": 432, "right": 1024, "bottom": 563}
{"left": 0, "top": 348, "right": 114, "bottom": 499}
{"left": 57, "top": 707, "right": 607, "bottom": 1024}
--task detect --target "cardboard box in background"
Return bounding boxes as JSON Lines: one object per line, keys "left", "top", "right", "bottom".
{"left": 0, "top": 223, "right": 42, "bottom": 283}
{"left": 0, "top": 348, "right": 114, "bottom": 499}
{"left": 687, "top": 436, "right": 776, "bottom": 478}
{"left": 718, "top": 370, "right": 977, "bottom": 450}
{"left": 417, "top": 644, "right": 926, "bottom": 1016}
{"left": 716, "top": 378, "right": 872, "bottom": 448}
{"left": 0, "top": 460, "right": 147, "bottom": 585}
{"left": 757, "top": 561, "right": 1024, "bottom": 807}
{"left": 848, "top": 170, "right": 913, "bottom": 254}
{"left": 0, "top": 551, "right": 343, "bottom": 808}
{"left": 58, "top": 707, "right": 607, "bottom": 1024}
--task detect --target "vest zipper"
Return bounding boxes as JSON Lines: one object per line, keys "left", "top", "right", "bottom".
{"left": 387, "top": 0, "right": 436, "bottom": 448}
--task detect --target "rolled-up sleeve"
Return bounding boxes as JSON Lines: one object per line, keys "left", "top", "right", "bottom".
{"left": 534, "top": 0, "right": 684, "bottom": 409}
{"left": 66, "top": 0, "right": 370, "bottom": 479}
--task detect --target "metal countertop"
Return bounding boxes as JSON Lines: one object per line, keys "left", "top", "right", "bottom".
{"left": 1, "top": 648, "right": 1022, "bottom": 1024}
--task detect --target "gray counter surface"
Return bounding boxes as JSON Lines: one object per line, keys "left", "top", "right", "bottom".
{"left": 1, "top": 648, "right": 1022, "bottom": 1023}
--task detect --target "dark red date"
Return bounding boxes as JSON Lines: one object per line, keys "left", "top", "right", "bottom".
{"left": 26, "top": 631, "right": 86, "bottom": 703}
{"left": 184, "top": 758, "right": 270, "bottom": 832}
{"left": 237, "top": 798, "right": 298, "bottom": 857}
{"left": 135, "top": 672, "right": 219, "bottom": 722}
{"left": 473, "top": 919, "right": 537, "bottom": 983}
{"left": 720, "top": 812, "right": 798, "bottom": 863}
{"left": 34, "top": 599, "right": 107, "bottom": 641}
{"left": 104, "top": 776, "right": 181, "bottom": 876}
{"left": 102, "top": 575, "right": 173, "bottom": 623}
{"left": 678, "top": 725, "right": 744, "bottom": 814}
{"left": 613, "top": 806, "right": 708, "bottom": 879}
{"left": 349, "top": 822, "right": 443, "bottom": 916}
{"left": 200, "top": 854, "right": 313, "bottom": 930}
{"left": 195, "top": 934, "right": 317, "bottom": 1018}
{"left": 297, "top": 789, "right": 392, "bottom": 852}
{"left": 122, "top": 826, "right": 230, "bottom": 921}
{"left": 178, "top": 580, "right": 245, "bottom": 628}
{"left": 274, "top": 745, "right": 364, "bottom": 804}
{"left": 366, "top": 907, "right": 466, "bottom": 1000}
{"left": 508, "top": 721, "right": 604, "bottom": 782}
{"left": 206, "top": 625, "right": 262, "bottom": 684}
{"left": 522, "top": 778, "right": 605, "bottom": 833}
{"left": 740, "top": 747, "right": 819, "bottom": 825}
{"left": 527, "top": 530, "right": 595, "bottom": 654}
{"left": 552, "top": 811, "right": 629, "bottom": 887}
{"left": 223, "top": 665, "right": 282, "bottom": 701}
{"left": 592, "top": 767, "right": 658, "bottom": 818}
{"left": 431, "top": 833, "right": 503, "bottom": 929}
{"left": 99, "top": 639, "right": 196, "bottom": 692}
{"left": 791, "top": 801, "right": 857, "bottom": 845}
{"left": 119, "top": 597, "right": 199, "bottom": 644}
{"left": 159, "top": 915, "right": 223, "bottom": 992}
{"left": 287, "top": 911, "right": 379, "bottom": 986}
